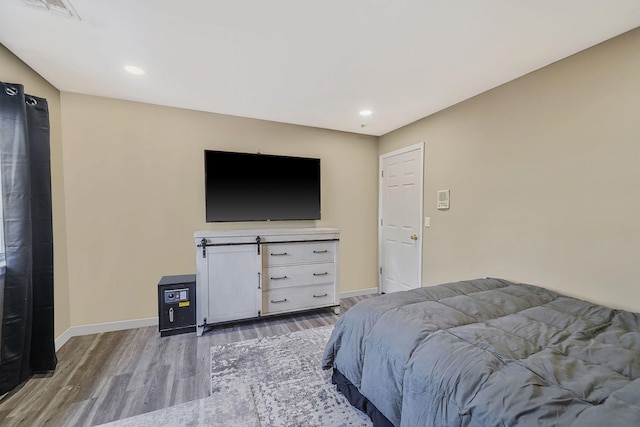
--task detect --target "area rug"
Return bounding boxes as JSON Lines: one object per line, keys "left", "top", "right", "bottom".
{"left": 98, "top": 326, "right": 371, "bottom": 427}
{"left": 211, "top": 325, "right": 370, "bottom": 426}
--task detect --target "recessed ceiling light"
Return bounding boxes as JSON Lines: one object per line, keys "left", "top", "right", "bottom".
{"left": 124, "top": 65, "right": 145, "bottom": 75}
{"left": 359, "top": 110, "right": 372, "bottom": 116}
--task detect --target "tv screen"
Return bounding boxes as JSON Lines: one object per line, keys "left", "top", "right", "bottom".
{"left": 205, "top": 150, "right": 321, "bottom": 222}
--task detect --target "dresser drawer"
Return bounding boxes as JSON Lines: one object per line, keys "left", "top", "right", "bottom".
{"left": 263, "top": 284, "right": 336, "bottom": 315}
{"left": 263, "top": 242, "right": 335, "bottom": 266}
{"left": 262, "top": 263, "right": 335, "bottom": 290}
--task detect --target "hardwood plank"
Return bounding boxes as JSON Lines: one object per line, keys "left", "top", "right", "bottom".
{"left": 89, "top": 373, "right": 132, "bottom": 426}
{"left": 60, "top": 397, "right": 97, "bottom": 427}
{"left": 0, "top": 295, "right": 375, "bottom": 426}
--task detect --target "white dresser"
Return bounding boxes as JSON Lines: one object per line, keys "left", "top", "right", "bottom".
{"left": 194, "top": 228, "right": 340, "bottom": 336}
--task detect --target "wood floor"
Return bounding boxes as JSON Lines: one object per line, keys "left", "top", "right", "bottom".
{"left": 0, "top": 295, "right": 372, "bottom": 426}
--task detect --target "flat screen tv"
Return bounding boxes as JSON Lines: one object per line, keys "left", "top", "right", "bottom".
{"left": 205, "top": 150, "right": 321, "bottom": 222}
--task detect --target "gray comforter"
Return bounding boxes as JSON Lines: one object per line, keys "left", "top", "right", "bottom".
{"left": 322, "top": 278, "right": 640, "bottom": 426}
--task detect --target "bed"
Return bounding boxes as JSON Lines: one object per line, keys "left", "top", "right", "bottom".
{"left": 322, "top": 278, "right": 640, "bottom": 426}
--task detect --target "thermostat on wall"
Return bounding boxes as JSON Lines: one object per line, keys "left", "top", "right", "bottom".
{"left": 437, "top": 190, "right": 450, "bottom": 210}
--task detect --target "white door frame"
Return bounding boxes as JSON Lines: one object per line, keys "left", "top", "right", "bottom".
{"left": 378, "top": 142, "right": 424, "bottom": 292}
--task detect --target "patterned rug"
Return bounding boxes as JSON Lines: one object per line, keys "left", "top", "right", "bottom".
{"left": 98, "top": 326, "right": 371, "bottom": 427}
{"left": 210, "top": 325, "right": 370, "bottom": 426}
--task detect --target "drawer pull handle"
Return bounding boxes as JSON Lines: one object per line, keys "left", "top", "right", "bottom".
{"left": 313, "top": 250, "right": 328, "bottom": 254}
{"left": 313, "top": 272, "right": 329, "bottom": 276}
{"left": 313, "top": 293, "right": 328, "bottom": 298}
{"left": 270, "top": 275, "right": 288, "bottom": 280}
{"left": 271, "top": 298, "right": 288, "bottom": 303}
{"left": 271, "top": 252, "right": 288, "bottom": 256}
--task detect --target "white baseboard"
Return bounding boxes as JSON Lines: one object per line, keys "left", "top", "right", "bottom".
{"left": 54, "top": 287, "right": 379, "bottom": 351}
{"left": 55, "top": 317, "right": 158, "bottom": 352}
{"left": 54, "top": 328, "right": 74, "bottom": 352}
{"left": 340, "top": 287, "right": 379, "bottom": 299}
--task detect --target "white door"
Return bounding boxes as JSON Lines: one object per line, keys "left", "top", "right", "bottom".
{"left": 379, "top": 143, "right": 424, "bottom": 293}
{"left": 207, "top": 244, "right": 261, "bottom": 323}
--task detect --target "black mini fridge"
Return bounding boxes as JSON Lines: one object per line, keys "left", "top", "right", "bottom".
{"left": 158, "top": 274, "right": 196, "bottom": 336}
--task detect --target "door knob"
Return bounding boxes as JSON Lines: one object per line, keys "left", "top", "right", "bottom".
{"left": 410, "top": 234, "right": 418, "bottom": 241}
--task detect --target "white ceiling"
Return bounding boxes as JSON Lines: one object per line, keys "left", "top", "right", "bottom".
{"left": 1, "top": 1, "right": 639, "bottom": 136}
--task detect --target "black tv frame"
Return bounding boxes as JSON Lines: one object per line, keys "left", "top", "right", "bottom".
{"left": 204, "top": 150, "right": 321, "bottom": 222}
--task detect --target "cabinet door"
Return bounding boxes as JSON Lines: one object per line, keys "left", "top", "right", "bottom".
{"left": 207, "top": 244, "right": 260, "bottom": 323}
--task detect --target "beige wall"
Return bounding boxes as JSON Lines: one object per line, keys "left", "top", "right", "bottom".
{"left": 4, "top": 25, "right": 638, "bottom": 334}
{"left": 60, "top": 93, "right": 379, "bottom": 326}
{"left": 380, "top": 28, "right": 640, "bottom": 312}
{"left": 0, "top": 44, "right": 71, "bottom": 337}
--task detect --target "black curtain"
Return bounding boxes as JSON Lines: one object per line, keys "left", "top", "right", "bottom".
{"left": 0, "top": 81, "right": 56, "bottom": 395}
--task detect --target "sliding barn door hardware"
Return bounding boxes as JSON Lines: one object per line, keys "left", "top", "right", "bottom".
{"left": 196, "top": 235, "right": 338, "bottom": 258}
{"left": 198, "top": 238, "right": 207, "bottom": 258}
{"left": 196, "top": 236, "right": 263, "bottom": 258}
